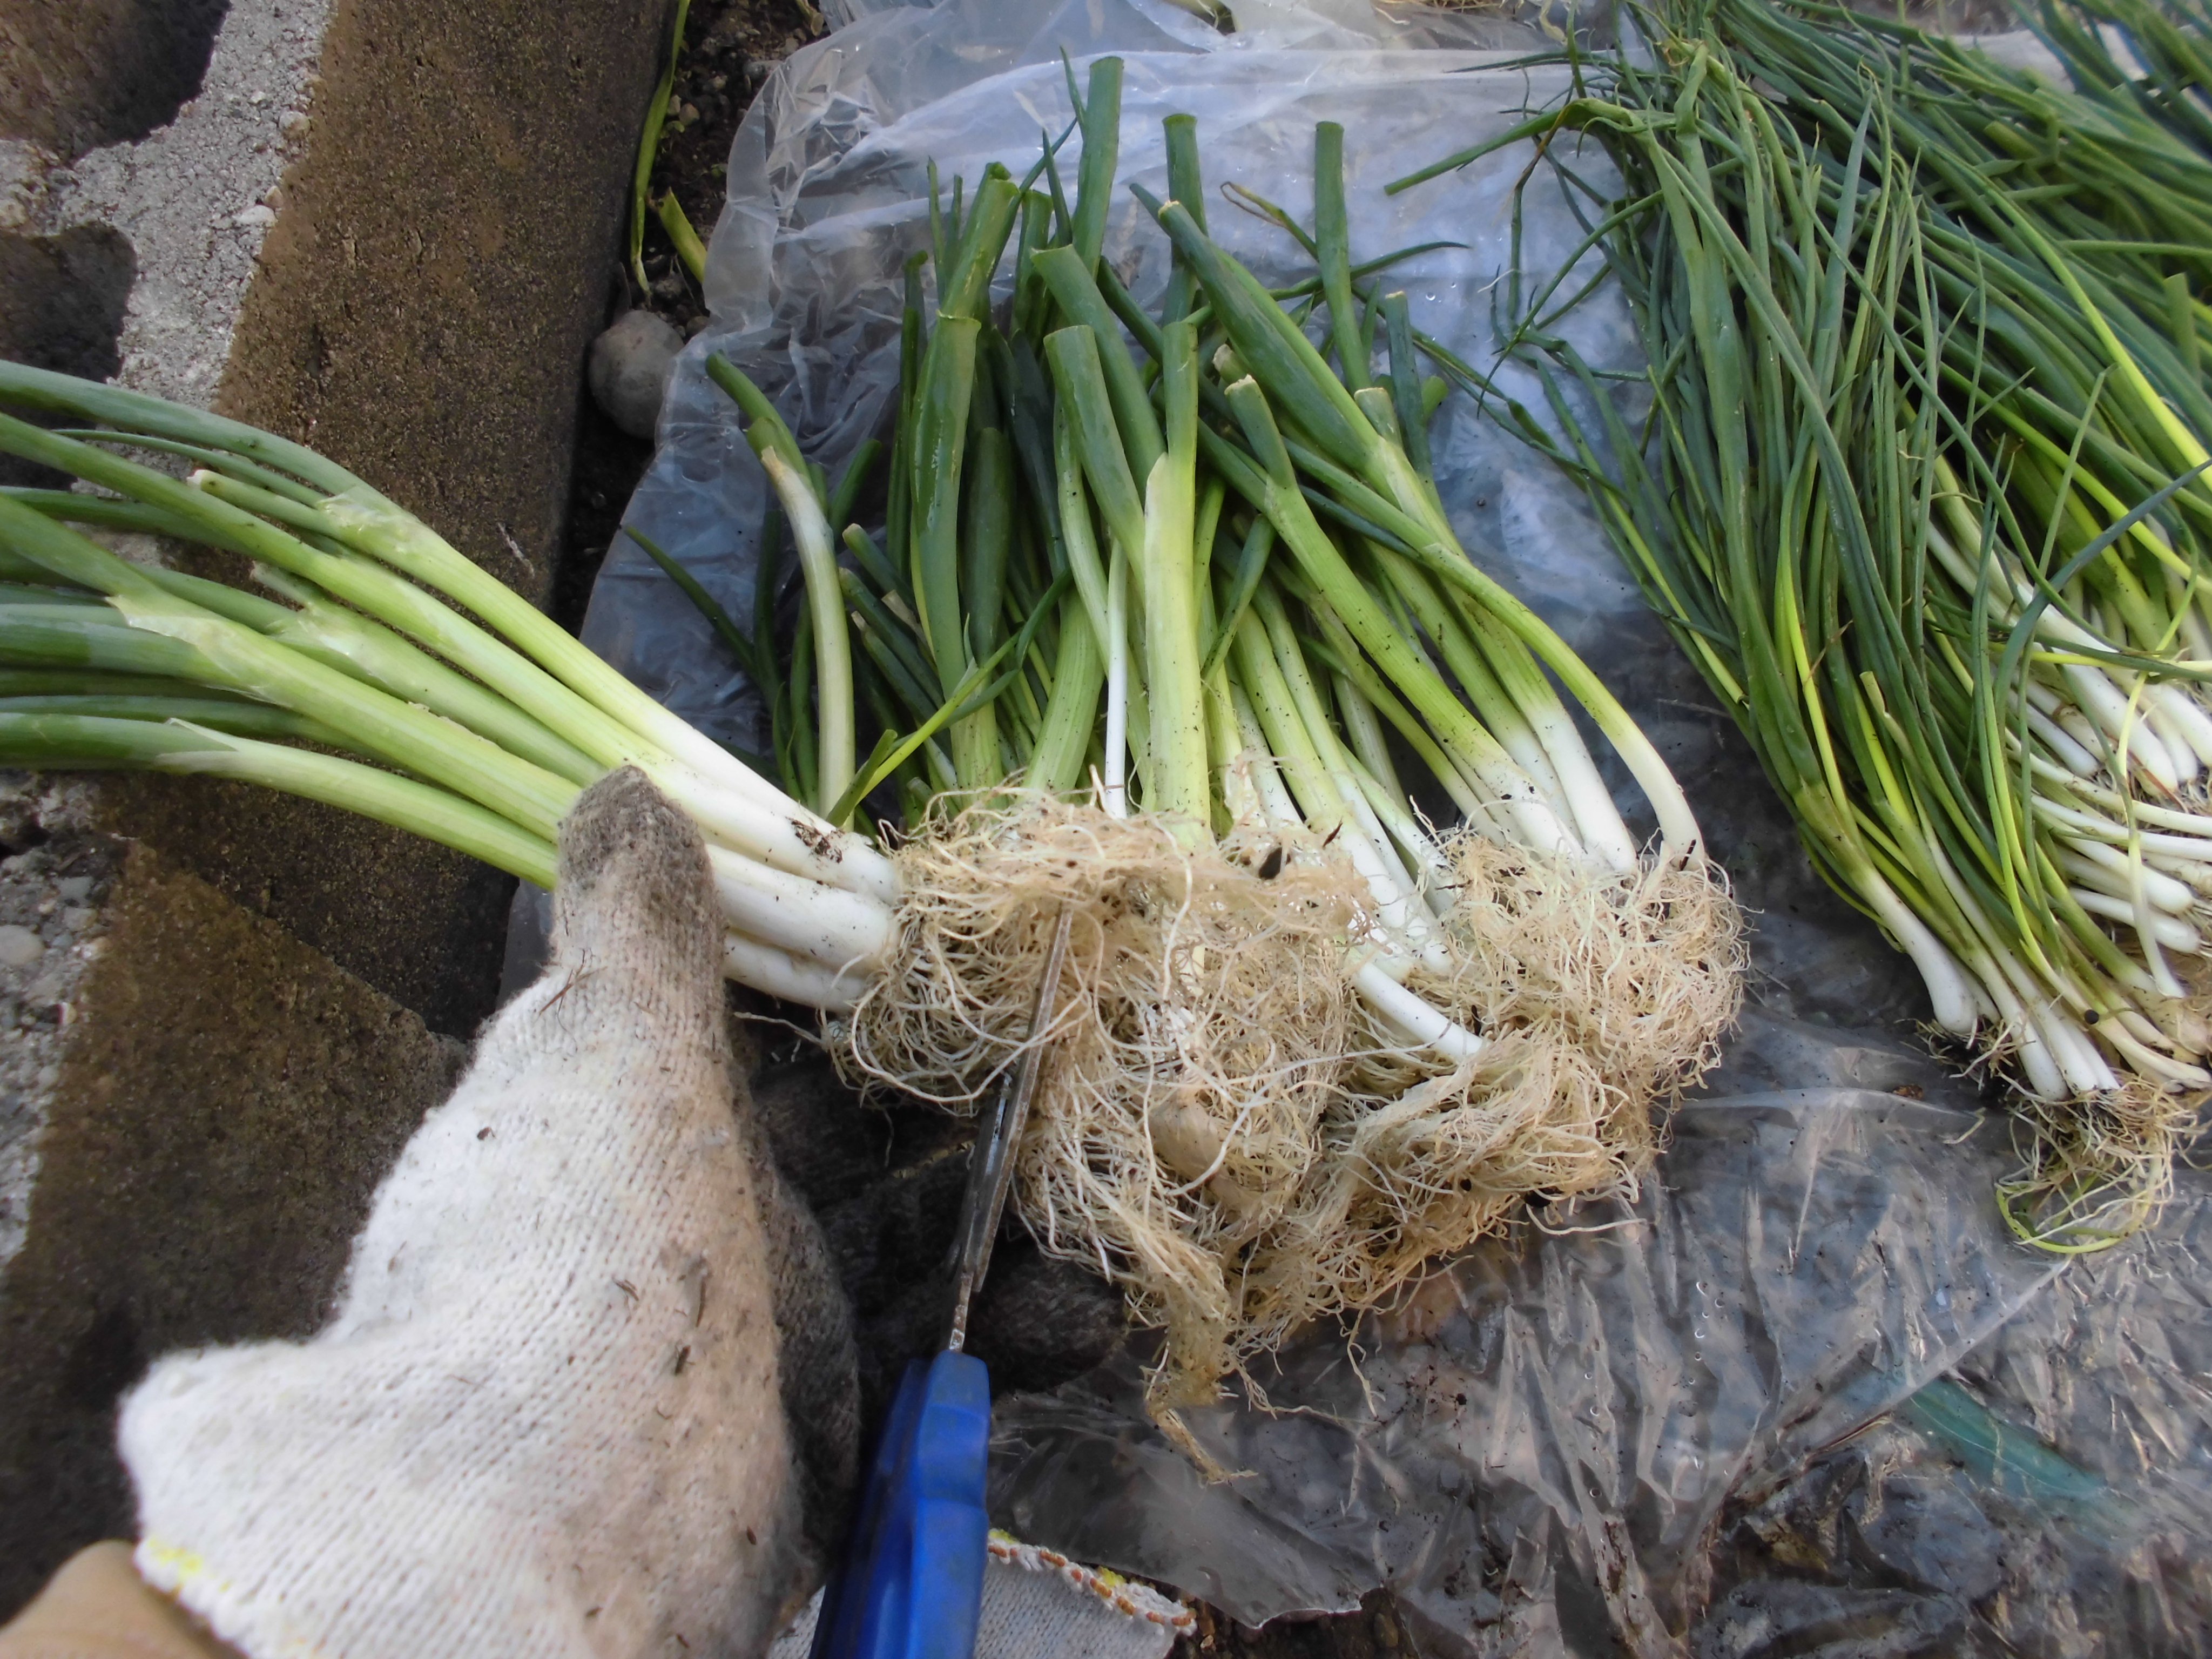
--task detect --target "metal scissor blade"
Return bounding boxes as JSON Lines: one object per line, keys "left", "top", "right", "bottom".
{"left": 945, "top": 900, "right": 1075, "bottom": 1352}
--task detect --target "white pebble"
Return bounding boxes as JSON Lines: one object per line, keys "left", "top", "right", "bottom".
{"left": 0, "top": 925, "right": 43, "bottom": 968}
{"left": 587, "top": 310, "right": 684, "bottom": 440}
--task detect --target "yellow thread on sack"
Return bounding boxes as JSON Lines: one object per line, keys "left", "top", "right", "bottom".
{"left": 985, "top": 1533, "right": 1196, "bottom": 1631}
{"left": 136, "top": 1539, "right": 211, "bottom": 1588}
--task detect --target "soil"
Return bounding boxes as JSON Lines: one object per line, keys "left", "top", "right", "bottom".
{"left": 1178, "top": 1594, "right": 1415, "bottom": 1659}
{"left": 550, "top": 0, "right": 825, "bottom": 632}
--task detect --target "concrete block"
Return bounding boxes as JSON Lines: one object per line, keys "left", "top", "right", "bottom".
{"left": 3, "top": 0, "right": 668, "bottom": 1025}
{"left": 0, "top": 778, "right": 465, "bottom": 1614}
{"left": 0, "top": 0, "right": 675, "bottom": 1616}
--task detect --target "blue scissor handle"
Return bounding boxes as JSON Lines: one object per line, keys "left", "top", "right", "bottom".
{"left": 811, "top": 1350, "right": 992, "bottom": 1659}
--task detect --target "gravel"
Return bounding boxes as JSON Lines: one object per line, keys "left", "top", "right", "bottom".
{"left": 0, "top": 777, "right": 122, "bottom": 1274}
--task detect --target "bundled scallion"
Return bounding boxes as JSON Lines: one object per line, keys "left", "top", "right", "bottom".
{"left": 0, "top": 368, "right": 905, "bottom": 1014}
{"left": 1398, "top": 0, "right": 2212, "bottom": 1244}
{"left": 820, "top": 67, "right": 1742, "bottom": 1394}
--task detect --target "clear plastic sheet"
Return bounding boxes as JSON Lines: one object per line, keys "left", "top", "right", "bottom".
{"left": 564, "top": 0, "right": 2212, "bottom": 1648}
{"left": 986, "top": 1012, "right": 2061, "bottom": 1653}
{"left": 1702, "top": 1149, "right": 2212, "bottom": 1658}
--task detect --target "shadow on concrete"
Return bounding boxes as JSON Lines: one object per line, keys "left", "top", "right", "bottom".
{"left": 0, "top": 0, "right": 234, "bottom": 160}
{"left": 0, "top": 225, "right": 133, "bottom": 488}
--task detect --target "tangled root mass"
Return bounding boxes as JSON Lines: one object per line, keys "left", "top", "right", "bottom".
{"left": 838, "top": 797, "right": 1745, "bottom": 1407}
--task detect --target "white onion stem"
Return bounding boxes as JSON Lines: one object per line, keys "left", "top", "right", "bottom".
{"left": 1103, "top": 539, "right": 1131, "bottom": 818}
{"left": 722, "top": 931, "right": 864, "bottom": 1014}
{"left": 2068, "top": 886, "right": 2202, "bottom": 950}
{"left": 1354, "top": 958, "right": 1484, "bottom": 1060}
{"left": 706, "top": 845, "right": 893, "bottom": 972}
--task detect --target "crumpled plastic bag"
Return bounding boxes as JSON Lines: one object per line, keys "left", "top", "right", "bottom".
{"left": 987, "top": 1010, "right": 2060, "bottom": 1653}
{"left": 1697, "top": 1144, "right": 2212, "bottom": 1659}
{"left": 568, "top": 0, "right": 2212, "bottom": 1649}
{"left": 987, "top": 1009, "right": 2212, "bottom": 1657}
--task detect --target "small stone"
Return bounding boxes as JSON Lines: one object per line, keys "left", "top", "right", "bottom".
{"left": 0, "top": 924, "right": 42, "bottom": 968}
{"left": 54, "top": 877, "right": 90, "bottom": 902}
{"left": 33, "top": 1063, "right": 58, "bottom": 1090}
{"left": 685, "top": 314, "right": 712, "bottom": 338}
{"left": 586, "top": 310, "right": 685, "bottom": 440}
{"left": 650, "top": 269, "right": 687, "bottom": 303}
{"left": 232, "top": 203, "right": 277, "bottom": 229}
{"left": 61, "top": 906, "right": 95, "bottom": 932}
{"left": 680, "top": 102, "right": 700, "bottom": 124}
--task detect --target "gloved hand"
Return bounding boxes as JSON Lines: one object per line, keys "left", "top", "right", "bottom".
{"left": 105, "top": 766, "right": 857, "bottom": 1659}
{"left": 0, "top": 767, "right": 1192, "bottom": 1659}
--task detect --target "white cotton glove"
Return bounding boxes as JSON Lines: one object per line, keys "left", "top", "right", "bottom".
{"left": 117, "top": 767, "right": 842, "bottom": 1659}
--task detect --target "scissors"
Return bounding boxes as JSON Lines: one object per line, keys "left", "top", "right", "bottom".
{"left": 808, "top": 902, "right": 1076, "bottom": 1659}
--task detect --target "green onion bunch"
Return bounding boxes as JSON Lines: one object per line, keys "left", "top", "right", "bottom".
{"left": 1401, "top": 0, "right": 2212, "bottom": 1242}
{"left": 0, "top": 65, "right": 1745, "bottom": 1390}
{"left": 791, "top": 59, "right": 1728, "bottom": 1049}
{"left": 0, "top": 366, "right": 900, "bottom": 1014}
{"left": 804, "top": 62, "right": 1741, "bottom": 1390}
